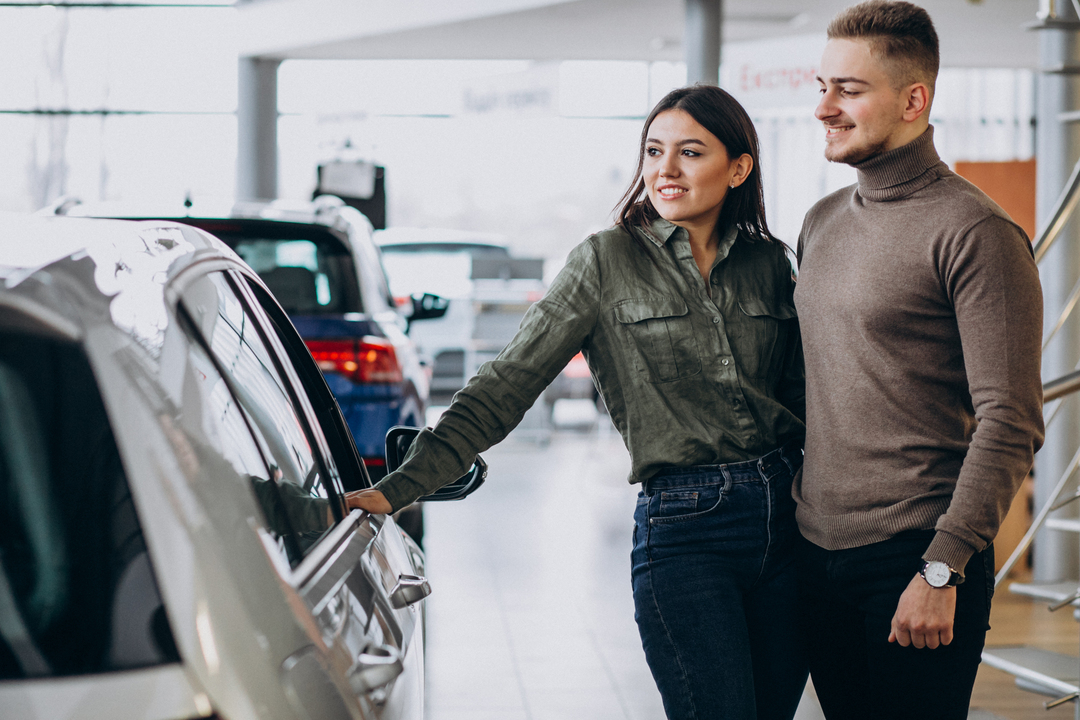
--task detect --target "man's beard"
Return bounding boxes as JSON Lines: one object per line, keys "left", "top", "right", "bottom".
{"left": 824, "top": 133, "right": 891, "bottom": 166}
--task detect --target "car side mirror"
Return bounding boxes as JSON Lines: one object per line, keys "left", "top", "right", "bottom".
{"left": 407, "top": 293, "right": 449, "bottom": 327}
{"left": 384, "top": 426, "right": 487, "bottom": 501}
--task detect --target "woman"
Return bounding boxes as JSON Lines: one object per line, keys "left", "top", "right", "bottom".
{"left": 346, "top": 85, "right": 806, "bottom": 720}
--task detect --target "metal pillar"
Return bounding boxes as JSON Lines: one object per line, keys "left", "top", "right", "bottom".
{"left": 237, "top": 56, "right": 280, "bottom": 201}
{"left": 1033, "top": 0, "right": 1080, "bottom": 582}
{"left": 685, "top": 0, "right": 721, "bottom": 86}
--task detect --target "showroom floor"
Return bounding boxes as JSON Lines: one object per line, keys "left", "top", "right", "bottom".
{"left": 419, "top": 402, "right": 1076, "bottom": 720}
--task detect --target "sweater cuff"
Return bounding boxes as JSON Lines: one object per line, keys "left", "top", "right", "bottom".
{"left": 374, "top": 472, "right": 422, "bottom": 514}
{"left": 922, "top": 531, "right": 977, "bottom": 578}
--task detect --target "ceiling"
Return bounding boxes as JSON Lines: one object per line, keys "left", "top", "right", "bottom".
{"left": 238, "top": 0, "right": 1044, "bottom": 68}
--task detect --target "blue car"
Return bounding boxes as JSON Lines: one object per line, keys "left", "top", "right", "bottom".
{"left": 46, "top": 197, "right": 446, "bottom": 540}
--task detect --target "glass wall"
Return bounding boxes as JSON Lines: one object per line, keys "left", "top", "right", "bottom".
{"left": 0, "top": 3, "right": 237, "bottom": 212}
{"left": 1, "top": 9, "right": 1037, "bottom": 258}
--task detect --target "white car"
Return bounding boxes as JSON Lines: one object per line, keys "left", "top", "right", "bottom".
{"left": 375, "top": 228, "right": 546, "bottom": 400}
{"left": 0, "top": 213, "right": 484, "bottom": 720}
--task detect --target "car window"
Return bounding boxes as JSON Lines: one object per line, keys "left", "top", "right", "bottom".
{"left": 232, "top": 238, "right": 353, "bottom": 315}
{"left": 242, "top": 278, "right": 371, "bottom": 494}
{"left": 179, "top": 326, "right": 307, "bottom": 569}
{"left": 381, "top": 251, "right": 473, "bottom": 299}
{"left": 379, "top": 242, "right": 510, "bottom": 257}
{"left": 190, "top": 223, "right": 361, "bottom": 316}
{"left": 0, "top": 331, "right": 179, "bottom": 680}
{"left": 179, "top": 272, "right": 342, "bottom": 563}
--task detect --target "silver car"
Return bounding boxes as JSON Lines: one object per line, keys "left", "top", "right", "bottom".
{"left": 0, "top": 213, "right": 484, "bottom": 720}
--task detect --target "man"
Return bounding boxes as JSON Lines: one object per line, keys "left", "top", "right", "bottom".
{"left": 794, "top": 2, "right": 1045, "bottom": 718}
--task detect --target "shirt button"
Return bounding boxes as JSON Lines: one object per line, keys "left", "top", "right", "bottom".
{"left": 722, "top": 359, "right": 730, "bottom": 366}
{"left": 712, "top": 316, "right": 721, "bottom": 324}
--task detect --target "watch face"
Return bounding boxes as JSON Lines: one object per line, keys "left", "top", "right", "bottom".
{"left": 924, "top": 562, "right": 951, "bottom": 587}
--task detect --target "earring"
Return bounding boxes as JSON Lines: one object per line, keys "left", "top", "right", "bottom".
{"left": 729, "top": 182, "right": 736, "bottom": 189}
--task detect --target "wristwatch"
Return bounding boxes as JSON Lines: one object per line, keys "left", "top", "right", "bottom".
{"left": 920, "top": 560, "right": 963, "bottom": 588}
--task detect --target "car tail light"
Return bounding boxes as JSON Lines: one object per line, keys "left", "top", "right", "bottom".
{"left": 564, "top": 352, "right": 591, "bottom": 378}
{"left": 306, "top": 337, "right": 404, "bottom": 384}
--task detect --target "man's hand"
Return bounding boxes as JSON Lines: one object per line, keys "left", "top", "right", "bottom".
{"left": 888, "top": 573, "right": 957, "bottom": 649}
{"left": 343, "top": 489, "right": 393, "bottom": 515}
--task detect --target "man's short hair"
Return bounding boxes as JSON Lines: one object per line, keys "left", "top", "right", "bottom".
{"left": 827, "top": 1, "right": 939, "bottom": 92}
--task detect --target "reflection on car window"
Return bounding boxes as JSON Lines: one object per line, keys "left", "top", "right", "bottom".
{"left": 180, "top": 272, "right": 340, "bottom": 564}
{"left": 0, "top": 333, "right": 179, "bottom": 680}
{"left": 350, "top": 231, "right": 394, "bottom": 313}
{"left": 182, "top": 337, "right": 299, "bottom": 568}
{"left": 229, "top": 238, "right": 356, "bottom": 315}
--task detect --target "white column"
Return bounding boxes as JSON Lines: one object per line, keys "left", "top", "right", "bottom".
{"left": 1033, "top": 3, "right": 1080, "bottom": 582}
{"left": 236, "top": 57, "right": 281, "bottom": 201}
{"left": 685, "top": 0, "right": 721, "bottom": 86}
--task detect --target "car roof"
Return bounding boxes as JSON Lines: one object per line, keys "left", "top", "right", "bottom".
{"left": 374, "top": 226, "right": 509, "bottom": 253}
{"left": 53, "top": 196, "right": 372, "bottom": 256}
{"left": 0, "top": 212, "right": 236, "bottom": 337}
{"left": 56, "top": 195, "right": 346, "bottom": 226}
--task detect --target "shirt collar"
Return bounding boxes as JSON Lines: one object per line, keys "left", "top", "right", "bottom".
{"left": 640, "top": 218, "right": 739, "bottom": 258}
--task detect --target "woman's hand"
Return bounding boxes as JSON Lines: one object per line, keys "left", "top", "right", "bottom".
{"left": 343, "top": 489, "right": 393, "bottom": 515}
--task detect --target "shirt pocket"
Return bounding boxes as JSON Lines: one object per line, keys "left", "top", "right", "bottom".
{"left": 614, "top": 297, "right": 701, "bottom": 383}
{"left": 730, "top": 296, "right": 797, "bottom": 379}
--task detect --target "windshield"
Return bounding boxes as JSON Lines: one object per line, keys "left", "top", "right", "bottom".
{"left": 0, "top": 332, "right": 179, "bottom": 679}
{"left": 184, "top": 221, "right": 362, "bottom": 316}
{"left": 381, "top": 251, "right": 473, "bottom": 299}
{"left": 379, "top": 242, "right": 509, "bottom": 257}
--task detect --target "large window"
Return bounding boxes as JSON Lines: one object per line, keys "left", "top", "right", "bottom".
{"left": 0, "top": 4, "right": 237, "bottom": 213}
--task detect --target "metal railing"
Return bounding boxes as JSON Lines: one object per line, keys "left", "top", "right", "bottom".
{"left": 993, "top": 149, "right": 1080, "bottom": 585}
{"left": 991, "top": 140, "right": 1080, "bottom": 585}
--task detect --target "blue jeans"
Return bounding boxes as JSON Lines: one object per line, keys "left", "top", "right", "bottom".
{"left": 796, "top": 531, "right": 994, "bottom": 720}
{"left": 632, "top": 444, "right": 808, "bottom": 720}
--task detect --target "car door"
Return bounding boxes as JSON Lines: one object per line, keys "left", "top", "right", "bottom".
{"left": 178, "top": 267, "right": 426, "bottom": 720}
{"left": 232, "top": 270, "right": 429, "bottom": 720}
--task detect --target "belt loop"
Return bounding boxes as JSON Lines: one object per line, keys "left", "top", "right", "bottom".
{"left": 779, "top": 449, "right": 795, "bottom": 476}
{"left": 756, "top": 455, "right": 771, "bottom": 483}
{"left": 719, "top": 464, "right": 734, "bottom": 494}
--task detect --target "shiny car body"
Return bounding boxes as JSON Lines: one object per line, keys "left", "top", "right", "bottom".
{"left": 49, "top": 197, "right": 443, "bottom": 485}
{"left": 0, "top": 213, "right": 471, "bottom": 720}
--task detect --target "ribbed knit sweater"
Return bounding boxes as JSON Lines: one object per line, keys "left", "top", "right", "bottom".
{"left": 794, "top": 127, "right": 1045, "bottom": 572}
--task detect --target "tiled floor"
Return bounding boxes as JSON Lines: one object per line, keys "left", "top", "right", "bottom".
{"left": 419, "top": 403, "right": 1066, "bottom": 720}
{"left": 420, "top": 406, "right": 826, "bottom": 720}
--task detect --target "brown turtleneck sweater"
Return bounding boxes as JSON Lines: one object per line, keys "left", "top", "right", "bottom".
{"left": 794, "top": 127, "right": 1045, "bottom": 573}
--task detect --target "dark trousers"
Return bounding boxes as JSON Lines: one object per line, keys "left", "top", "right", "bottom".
{"left": 632, "top": 444, "right": 808, "bottom": 720}
{"left": 796, "top": 531, "right": 994, "bottom": 720}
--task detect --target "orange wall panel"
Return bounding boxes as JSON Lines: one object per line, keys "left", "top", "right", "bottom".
{"left": 953, "top": 159, "right": 1037, "bottom": 240}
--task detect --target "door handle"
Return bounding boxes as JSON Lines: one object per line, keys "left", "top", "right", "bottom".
{"left": 389, "top": 574, "right": 431, "bottom": 609}
{"left": 348, "top": 642, "right": 403, "bottom": 694}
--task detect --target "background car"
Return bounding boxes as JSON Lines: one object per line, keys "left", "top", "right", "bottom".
{"left": 377, "top": 227, "right": 603, "bottom": 429}
{"left": 0, "top": 212, "right": 483, "bottom": 720}
{"left": 48, "top": 196, "right": 446, "bottom": 541}
{"left": 375, "top": 227, "right": 545, "bottom": 403}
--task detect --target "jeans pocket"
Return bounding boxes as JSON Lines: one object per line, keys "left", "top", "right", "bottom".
{"left": 659, "top": 490, "right": 698, "bottom": 515}
{"left": 649, "top": 486, "right": 724, "bottom": 525}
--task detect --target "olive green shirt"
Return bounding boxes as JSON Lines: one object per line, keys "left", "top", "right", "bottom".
{"left": 375, "top": 219, "right": 806, "bottom": 512}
